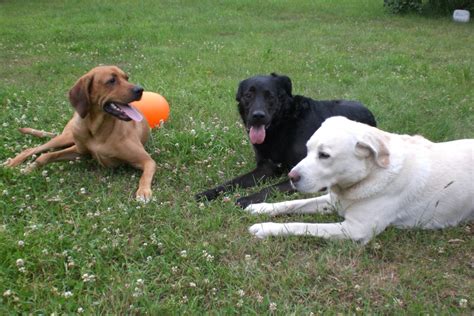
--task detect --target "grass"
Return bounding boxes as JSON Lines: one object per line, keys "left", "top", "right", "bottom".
{"left": 0, "top": 0, "right": 473, "bottom": 314}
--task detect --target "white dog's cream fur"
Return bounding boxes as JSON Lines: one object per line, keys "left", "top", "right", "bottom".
{"left": 246, "top": 116, "right": 474, "bottom": 243}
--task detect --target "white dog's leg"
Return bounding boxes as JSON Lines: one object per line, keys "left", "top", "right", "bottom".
{"left": 245, "top": 194, "right": 332, "bottom": 216}
{"left": 248, "top": 221, "right": 375, "bottom": 243}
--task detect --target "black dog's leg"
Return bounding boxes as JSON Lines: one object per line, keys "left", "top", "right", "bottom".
{"left": 235, "top": 179, "right": 296, "bottom": 208}
{"left": 195, "top": 160, "right": 283, "bottom": 202}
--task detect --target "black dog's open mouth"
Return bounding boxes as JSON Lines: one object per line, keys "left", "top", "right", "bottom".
{"left": 103, "top": 102, "right": 143, "bottom": 122}
{"left": 247, "top": 123, "right": 271, "bottom": 145}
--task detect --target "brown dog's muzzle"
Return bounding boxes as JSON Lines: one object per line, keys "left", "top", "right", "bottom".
{"left": 103, "top": 85, "right": 144, "bottom": 122}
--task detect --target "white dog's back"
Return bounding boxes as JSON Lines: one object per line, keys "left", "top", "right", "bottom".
{"left": 397, "top": 138, "right": 474, "bottom": 229}
{"left": 333, "top": 126, "right": 473, "bottom": 231}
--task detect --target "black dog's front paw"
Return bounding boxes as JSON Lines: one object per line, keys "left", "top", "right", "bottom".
{"left": 236, "top": 194, "right": 265, "bottom": 209}
{"left": 195, "top": 188, "right": 222, "bottom": 202}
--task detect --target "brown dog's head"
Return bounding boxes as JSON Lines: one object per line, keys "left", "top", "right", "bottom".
{"left": 69, "top": 66, "right": 144, "bottom": 121}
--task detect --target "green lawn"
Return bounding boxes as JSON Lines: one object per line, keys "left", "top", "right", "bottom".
{"left": 0, "top": 0, "right": 473, "bottom": 314}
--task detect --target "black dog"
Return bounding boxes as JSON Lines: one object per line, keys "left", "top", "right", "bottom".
{"left": 196, "top": 73, "right": 377, "bottom": 208}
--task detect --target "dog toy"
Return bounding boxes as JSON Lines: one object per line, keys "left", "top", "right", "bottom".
{"left": 131, "top": 91, "right": 170, "bottom": 128}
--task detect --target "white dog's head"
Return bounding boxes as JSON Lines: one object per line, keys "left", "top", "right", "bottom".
{"left": 289, "top": 117, "right": 390, "bottom": 194}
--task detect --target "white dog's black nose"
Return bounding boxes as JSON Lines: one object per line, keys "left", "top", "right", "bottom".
{"left": 288, "top": 170, "right": 300, "bottom": 183}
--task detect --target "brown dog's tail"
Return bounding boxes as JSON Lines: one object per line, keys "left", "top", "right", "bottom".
{"left": 18, "top": 128, "right": 56, "bottom": 138}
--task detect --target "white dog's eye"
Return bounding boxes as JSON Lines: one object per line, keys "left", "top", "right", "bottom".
{"left": 318, "top": 152, "right": 330, "bottom": 159}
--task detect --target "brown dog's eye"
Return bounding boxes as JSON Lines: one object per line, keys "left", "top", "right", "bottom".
{"left": 107, "top": 77, "right": 116, "bottom": 85}
{"left": 318, "top": 152, "right": 330, "bottom": 159}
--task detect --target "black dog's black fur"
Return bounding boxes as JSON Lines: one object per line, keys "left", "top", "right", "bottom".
{"left": 195, "top": 73, "right": 377, "bottom": 208}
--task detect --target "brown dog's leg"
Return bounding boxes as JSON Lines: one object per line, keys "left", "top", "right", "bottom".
{"left": 4, "top": 132, "right": 74, "bottom": 168}
{"left": 19, "top": 128, "right": 56, "bottom": 138}
{"left": 118, "top": 143, "right": 156, "bottom": 202}
{"left": 23, "top": 145, "right": 82, "bottom": 173}
{"left": 135, "top": 156, "right": 156, "bottom": 202}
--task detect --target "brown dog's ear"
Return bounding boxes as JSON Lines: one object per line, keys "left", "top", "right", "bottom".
{"left": 69, "top": 74, "right": 94, "bottom": 118}
{"left": 355, "top": 131, "right": 390, "bottom": 168}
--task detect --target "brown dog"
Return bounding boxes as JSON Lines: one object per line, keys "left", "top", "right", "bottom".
{"left": 4, "top": 66, "right": 156, "bottom": 202}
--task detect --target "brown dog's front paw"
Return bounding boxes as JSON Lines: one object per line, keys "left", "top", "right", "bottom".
{"left": 4, "top": 148, "right": 36, "bottom": 168}
{"left": 136, "top": 188, "right": 152, "bottom": 203}
{"left": 2, "top": 158, "right": 13, "bottom": 167}
{"left": 21, "top": 162, "right": 38, "bottom": 174}
{"left": 4, "top": 157, "right": 22, "bottom": 168}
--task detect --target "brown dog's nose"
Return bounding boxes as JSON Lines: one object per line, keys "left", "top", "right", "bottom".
{"left": 288, "top": 170, "right": 300, "bottom": 183}
{"left": 133, "top": 85, "right": 144, "bottom": 99}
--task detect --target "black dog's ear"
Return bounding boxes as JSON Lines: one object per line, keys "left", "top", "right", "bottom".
{"left": 271, "top": 73, "right": 292, "bottom": 97}
{"left": 235, "top": 79, "right": 246, "bottom": 102}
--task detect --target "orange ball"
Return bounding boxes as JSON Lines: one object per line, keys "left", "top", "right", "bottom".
{"left": 131, "top": 91, "right": 170, "bottom": 128}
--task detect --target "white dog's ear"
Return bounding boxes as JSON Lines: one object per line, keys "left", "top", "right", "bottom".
{"left": 355, "top": 131, "right": 390, "bottom": 168}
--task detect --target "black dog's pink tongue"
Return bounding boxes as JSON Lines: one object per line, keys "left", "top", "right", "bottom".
{"left": 249, "top": 125, "right": 266, "bottom": 144}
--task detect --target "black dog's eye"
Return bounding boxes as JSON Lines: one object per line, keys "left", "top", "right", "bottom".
{"left": 107, "top": 77, "right": 116, "bottom": 85}
{"left": 264, "top": 91, "right": 274, "bottom": 100}
{"left": 244, "top": 92, "right": 252, "bottom": 99}
{"left": 318, "top": 152, "right": 330, "bottom": 159}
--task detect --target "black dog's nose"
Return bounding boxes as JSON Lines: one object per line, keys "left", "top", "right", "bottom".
{"left": 252, "top": 110, "right": 266, "bottom": 120}
{"left": 288, "top": 170, "right": 300, "bottom": 183}
{"left": 133, "top": 85, "right": 144, "bottom": 98}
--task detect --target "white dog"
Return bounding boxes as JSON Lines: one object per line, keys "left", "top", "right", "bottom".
{"left": 246, "top": 116, "right": 474, "bottom": 243}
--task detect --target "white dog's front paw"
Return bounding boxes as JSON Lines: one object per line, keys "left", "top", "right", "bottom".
{"left": 249, "top": 222, "right": 281, "bottom": 239}
{"left": 245, "top": 203, "right": 273, "bottom": 215}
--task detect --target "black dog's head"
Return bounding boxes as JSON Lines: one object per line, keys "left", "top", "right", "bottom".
{"left": 236, "top": 73, "right": 293, "bottom": 145}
